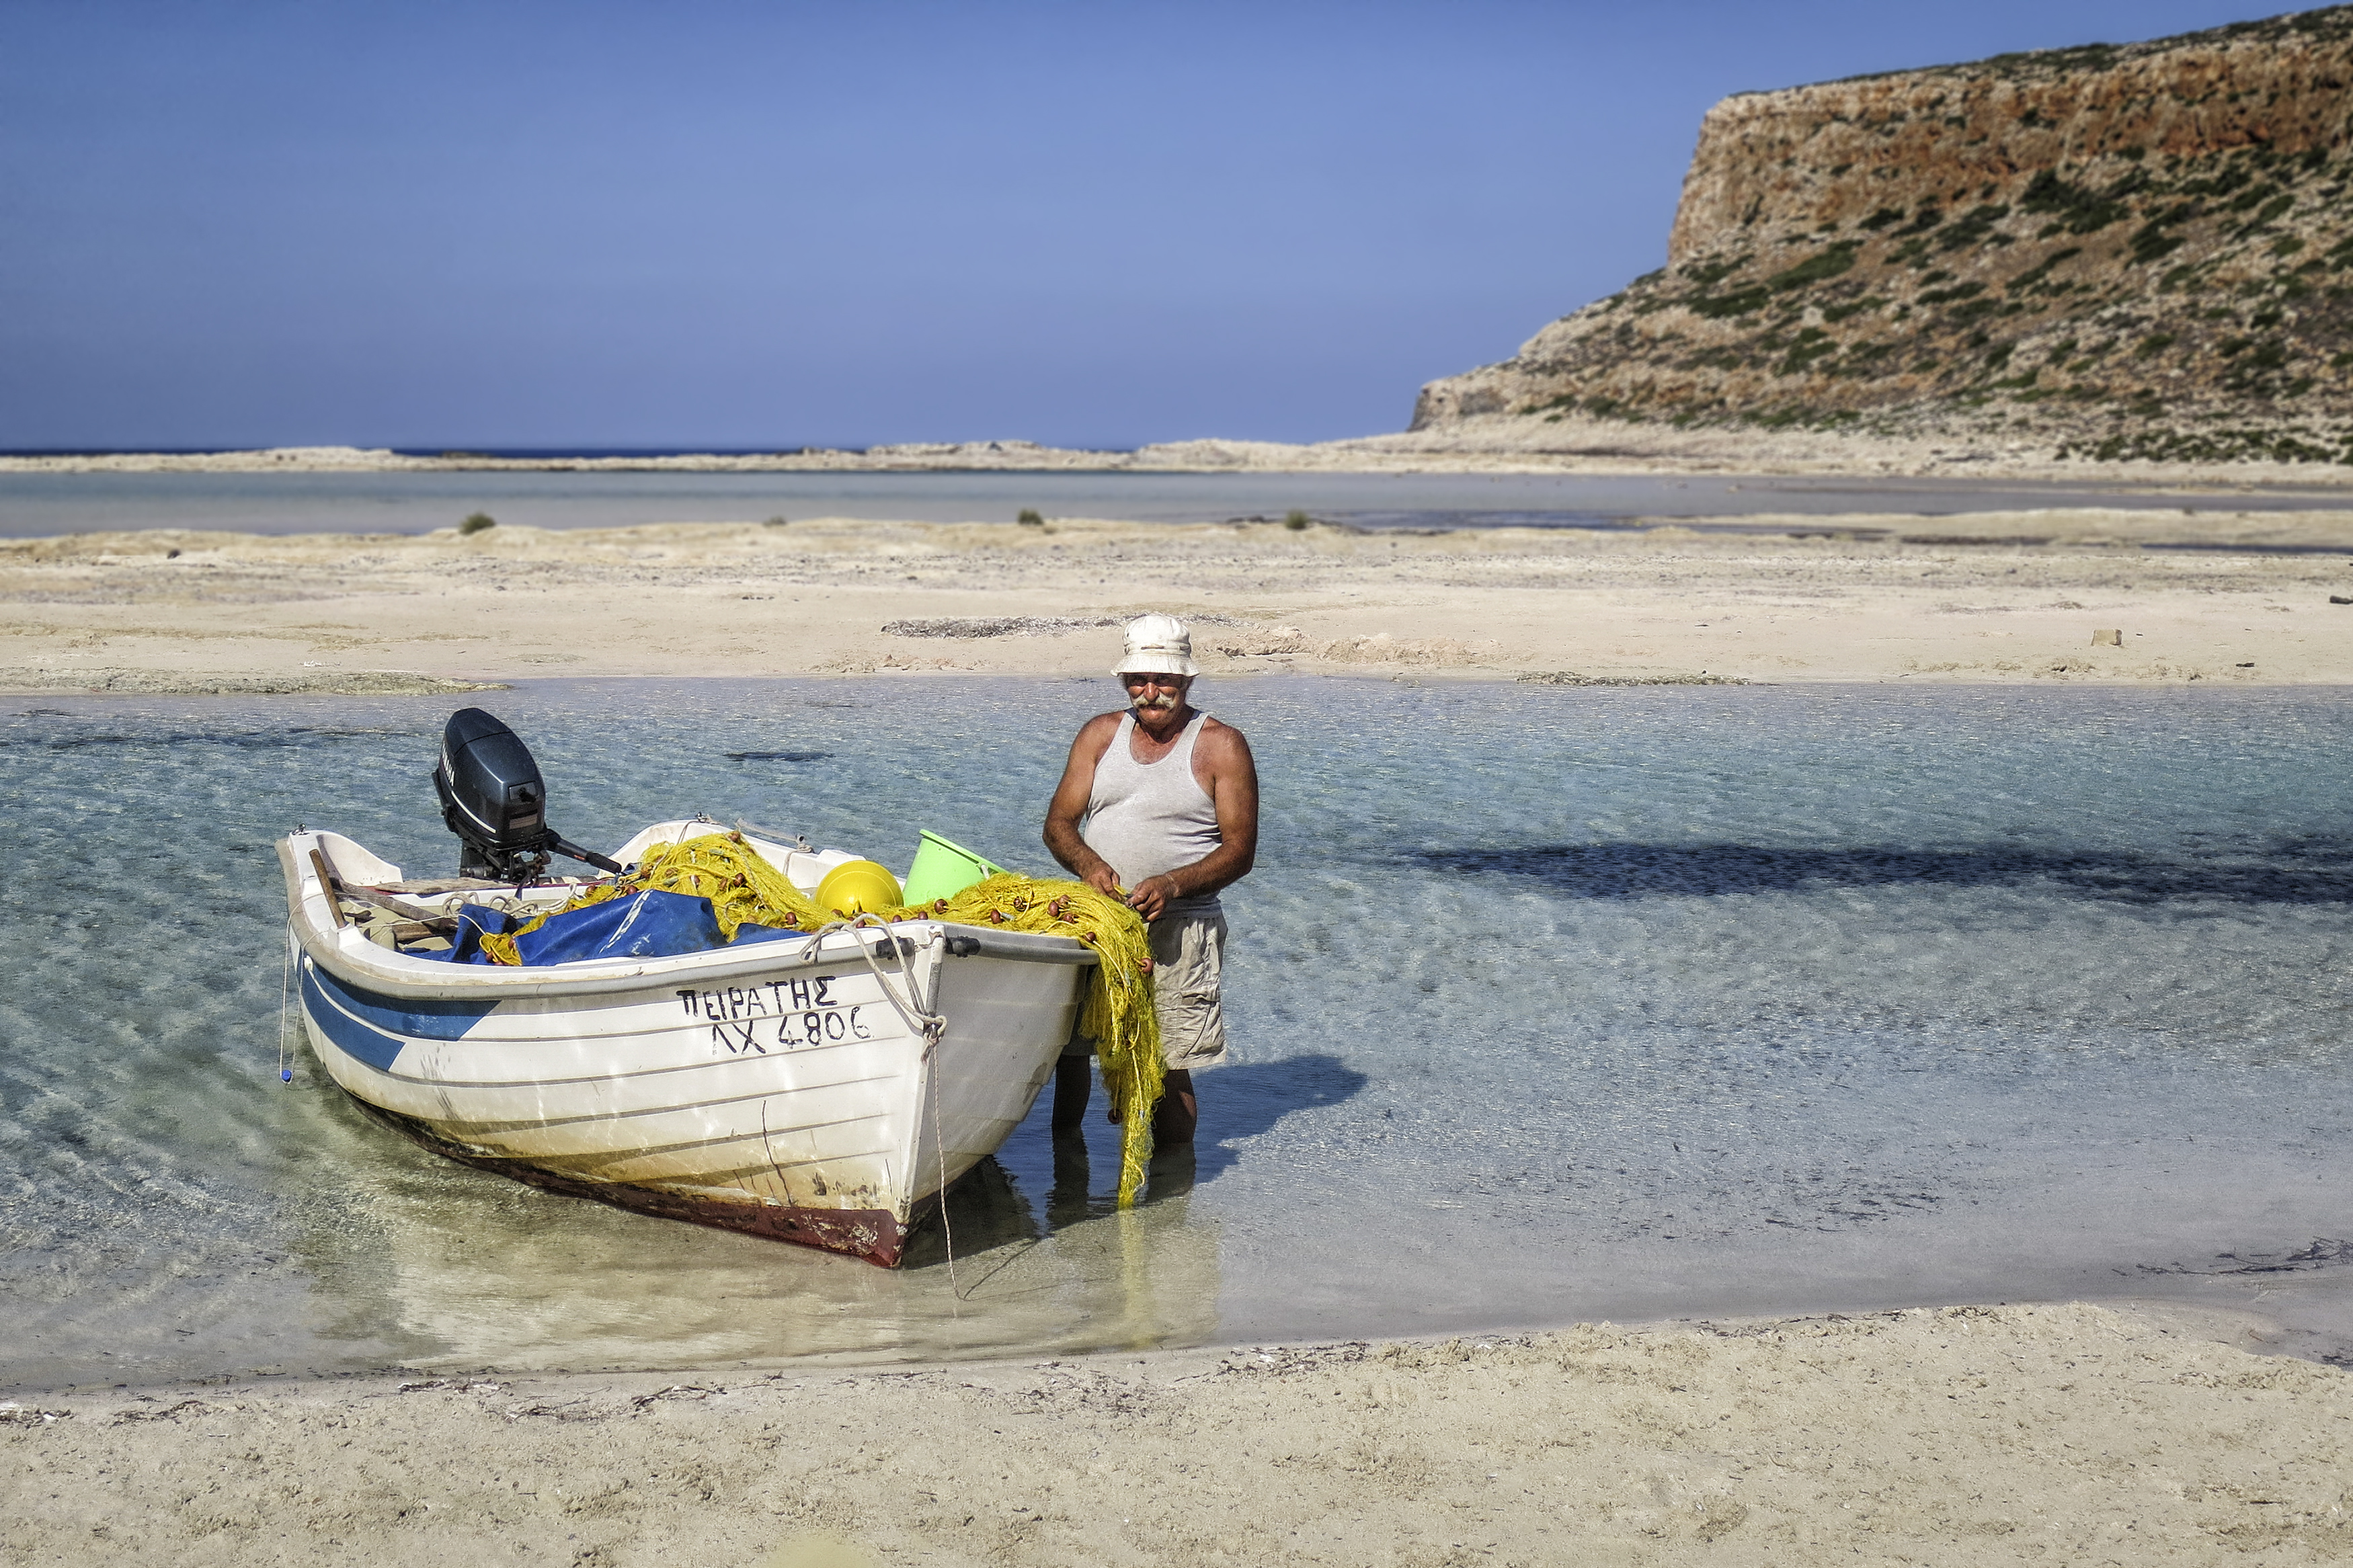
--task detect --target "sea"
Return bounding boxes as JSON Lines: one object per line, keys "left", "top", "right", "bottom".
{"left": 4, "top": 676, "right": 2350, "bottom": 1392}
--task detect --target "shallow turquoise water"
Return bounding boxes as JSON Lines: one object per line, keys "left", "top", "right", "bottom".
{"left": 3, "top": 677, "right": 2350, "bottom": 1391}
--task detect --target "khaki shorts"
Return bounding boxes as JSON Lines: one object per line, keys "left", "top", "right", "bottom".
{"left": 1064, "top": 908, "right": 1228, "bottom": 1072}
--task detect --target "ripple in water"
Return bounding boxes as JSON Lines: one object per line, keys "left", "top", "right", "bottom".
{"left": 2, "top": 679, "right": 2350, "bottom": 1389}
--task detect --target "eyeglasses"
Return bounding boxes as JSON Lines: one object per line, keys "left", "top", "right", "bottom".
{"left": 1120, "top": 673, "right": 1187, "bottom": 688}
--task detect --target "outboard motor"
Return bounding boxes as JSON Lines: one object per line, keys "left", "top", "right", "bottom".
{"left": 434, "top": 708, "right": 623, "bottom": 881}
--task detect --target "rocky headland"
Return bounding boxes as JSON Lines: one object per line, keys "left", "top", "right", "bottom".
{"left": 1414, "top": 6, "right": 2353, "bottom": 467}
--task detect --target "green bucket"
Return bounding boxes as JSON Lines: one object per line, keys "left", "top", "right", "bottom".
{"left": 902, "top": 829, "right": 1008, "bottom": 904}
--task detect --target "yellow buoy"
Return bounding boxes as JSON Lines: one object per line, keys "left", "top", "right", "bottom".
{"left": 814, "top": 858, "right": 904, "bottom": 916}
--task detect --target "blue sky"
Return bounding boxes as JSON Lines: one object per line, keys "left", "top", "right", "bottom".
{"left": 0, "top": 1, "right": 2305, "bottom": 450}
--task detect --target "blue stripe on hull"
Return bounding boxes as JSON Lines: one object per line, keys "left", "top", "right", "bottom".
{"left": 302, "top": 960, "right": 497, "bottom": 1073}
{"left": 309, "top": 960, "right": 498, "bottom": 1038}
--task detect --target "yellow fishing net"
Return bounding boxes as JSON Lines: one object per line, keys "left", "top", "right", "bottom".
{"left": 481, "top": 833, "right": 1167, "bottom": 1205}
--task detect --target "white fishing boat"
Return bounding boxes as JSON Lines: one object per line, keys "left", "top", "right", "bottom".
{"left": 277, "top": 712, "right": 1097, "bottom": 1267}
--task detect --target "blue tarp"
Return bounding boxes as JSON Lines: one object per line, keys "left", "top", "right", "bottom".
{"left": 440, "top": 905, "right": 516, "bottom": 964}
{"left": 427, "top": 889, "right": 727, "bottom": 965}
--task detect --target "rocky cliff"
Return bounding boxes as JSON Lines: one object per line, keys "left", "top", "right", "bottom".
{"left": 1414, "top": 7, "right": 2353, "bottom": 462}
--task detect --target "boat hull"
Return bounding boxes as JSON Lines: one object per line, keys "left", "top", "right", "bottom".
{"left": 283, "top": 830, "right": 1094, "bottom": 1266}
{"left": 345, "top": 1096, "right": 925, "bottom": 1264}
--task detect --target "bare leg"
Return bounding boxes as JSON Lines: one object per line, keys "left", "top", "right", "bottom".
{"left": 1152, "top": 1068, "right": 1197, "bottom": 1145}
{"left": 1051, "top": 1055, "right": 1091, "bottom": 1130}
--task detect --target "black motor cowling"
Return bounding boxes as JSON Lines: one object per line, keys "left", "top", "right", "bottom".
{"left": 433, "top": 708, "right": 621, "bottom": 881}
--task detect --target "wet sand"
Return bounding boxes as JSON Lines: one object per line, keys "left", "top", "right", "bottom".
{"left": 3, "top": 507, "right": 2352, "bottom": 693}
{"left": 6, "top": 1303, "right": 2346, "bottom": 1566}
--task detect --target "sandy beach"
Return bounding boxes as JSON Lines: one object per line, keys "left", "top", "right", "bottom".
{"left": 7, "top": 1303, "right": 2347, "bottom": 1566}
{"left": 3, "top": 505, "right": 2352, "bottom": 694}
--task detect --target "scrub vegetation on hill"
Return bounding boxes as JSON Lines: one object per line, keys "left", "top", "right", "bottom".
{"left": 1414, "top": 5, "right": 2353, "bottom": 464}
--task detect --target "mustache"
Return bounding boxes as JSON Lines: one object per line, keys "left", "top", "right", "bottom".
{"left": 1134, "top": 693, "right": 1179, "bottom": 710}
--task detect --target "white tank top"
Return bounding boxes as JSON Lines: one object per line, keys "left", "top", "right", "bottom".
{"left": 1082, "top": 710, "right": 1223, "bottom": 916}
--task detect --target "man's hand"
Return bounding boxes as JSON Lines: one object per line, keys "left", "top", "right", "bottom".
{"left": 1125, "top": 874, "right": 1174, "bottom": 921}
{"left": 1082, "top": 863, "right": 1122, "bottom": 899}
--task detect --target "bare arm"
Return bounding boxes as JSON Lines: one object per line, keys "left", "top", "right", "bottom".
{"left": 1042, "top": 713, "right": 1125, "bottom": 897}
{"left": 1123, "top": 720, "right": 1259, "bottom": 921}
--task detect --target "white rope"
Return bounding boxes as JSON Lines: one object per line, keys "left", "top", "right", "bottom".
{"left": 277, "top": 924, "right": 296, "bottom": 1084}
{"left": 927, "top": 1022, "right": 961, "bottom": 1313}
{"left": 792, "top": 917, "right": 939, "bottom": 1038}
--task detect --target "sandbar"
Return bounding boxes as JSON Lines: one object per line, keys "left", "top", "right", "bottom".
{"left": 15, "top": 422, "right": 2353, "bottom": 485}
{"left": 3, "top": 508, "right": 2351, "bottom": 693}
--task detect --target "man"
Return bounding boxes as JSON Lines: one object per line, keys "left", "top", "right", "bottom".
{"left": 1043, "top": 613, "right": 1259, "bottom": 1144}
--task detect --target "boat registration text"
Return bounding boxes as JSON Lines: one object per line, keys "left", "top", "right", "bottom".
{"left": 678, "top": 979, "right": 875, "bottom": 1056}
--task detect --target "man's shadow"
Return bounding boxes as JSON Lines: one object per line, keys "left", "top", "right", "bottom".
{"left": 1045, "top": 1050, "right": 1368, "bottom": 1222}
{"left": 1189, "top": 1051, "right": 1367, "bottom": 1182}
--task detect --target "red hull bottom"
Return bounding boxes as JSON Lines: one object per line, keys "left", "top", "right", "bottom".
{"left": 347, "top": 1096, "right": 924, "bottom": 1267}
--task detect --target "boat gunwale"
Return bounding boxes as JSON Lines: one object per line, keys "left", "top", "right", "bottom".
{"left": 279, "top": 833, "right": 1099, "bottom": 1003}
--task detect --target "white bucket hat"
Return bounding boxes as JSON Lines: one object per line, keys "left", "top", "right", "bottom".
{"left": 1113, "top": 613, "right": 1199, "bottom": 677}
